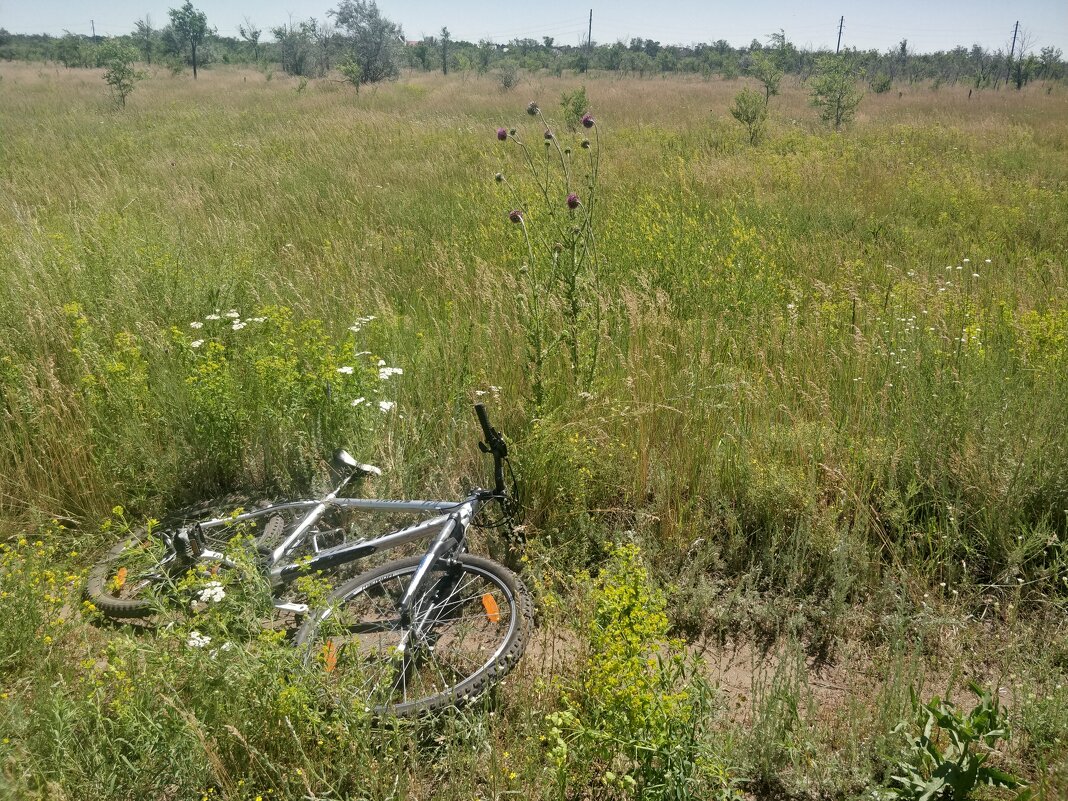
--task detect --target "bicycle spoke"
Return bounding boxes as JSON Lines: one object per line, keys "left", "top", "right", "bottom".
{"left": 304, "top": 554, "right": 529, "bottom": 716}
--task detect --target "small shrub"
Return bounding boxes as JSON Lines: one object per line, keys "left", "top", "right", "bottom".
{"left": 546, "top": 543, "right": 739, "bottom": 800}
{"left": 497, "top": 62, "right": 519, "bottom": 91}
{"left": 871, "top": 72, "right": 893, "bottom": 93}
{"left": 560, "top": 85, "right": 590, "bottom": 131}
{"left": 729, "top": 87, "right": 768, "bottom": 145}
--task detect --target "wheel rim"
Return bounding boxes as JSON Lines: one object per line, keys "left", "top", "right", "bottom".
{"left": 311, "top": 561, "right": 518, "bottom": 713}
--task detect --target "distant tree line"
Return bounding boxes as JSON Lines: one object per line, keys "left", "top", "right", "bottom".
{"left": 1, "top": 11, "right": 1064, "bottom": 90}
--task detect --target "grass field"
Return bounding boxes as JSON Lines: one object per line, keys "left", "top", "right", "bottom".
{"left": 1, "top": 62, "right": 1067, "bottom": 799}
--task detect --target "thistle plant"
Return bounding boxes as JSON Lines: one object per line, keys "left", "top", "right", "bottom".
{"left": 494, "top": 102, "right": 603, "bottom": 406}
{"left": 877, "top": 683, "right": 1027, "bottom": 801}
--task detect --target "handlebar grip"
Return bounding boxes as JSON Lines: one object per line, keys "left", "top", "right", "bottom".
{"left": 475, "top": 403, "right": 494, "bottom": 441}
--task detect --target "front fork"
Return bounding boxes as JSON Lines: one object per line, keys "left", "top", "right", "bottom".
{"left": 395, "top": 506, "right": 472, "bottom": 653}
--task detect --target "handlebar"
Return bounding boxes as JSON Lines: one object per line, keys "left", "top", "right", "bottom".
{"left": 474, "top": 403, "right": 508, "bottom": 495}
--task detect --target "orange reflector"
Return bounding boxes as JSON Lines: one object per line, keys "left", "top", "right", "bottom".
{"left": 323, "top": 641, "right": 338, "bottom": 674}
{"left": 114, "top": 567, "right": 127, "bottom": 591}
{"left": 481, "top": 593, "right": 501, "bottom": 623}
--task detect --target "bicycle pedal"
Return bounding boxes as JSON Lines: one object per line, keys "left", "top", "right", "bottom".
{"left": 274, "top": 601, "right": 309, "bottom": 615}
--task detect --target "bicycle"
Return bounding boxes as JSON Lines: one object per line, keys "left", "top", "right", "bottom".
{"left": 86, "top": 403, "right": 533, "bottom": 717}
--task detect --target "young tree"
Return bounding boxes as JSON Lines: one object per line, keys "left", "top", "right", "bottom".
{"left": 57, "top": 32, "right": 86, "bottom": 68}
{"left": 1038, "top": 46, "right": 1063, "bottom": 80}
{"left": 168, "top": 1, "right": 209, "bottom": 79}
{"left": 748, "top": 51, "right": 782, "bottom": 106}
{"left": 330, "top": 0, "right": 404, "bottom": 91}
{"left": 440, "top": 27, "right": 450, "bottom": 75}
{"left": 272, "top": 21, "right": 312, "bottom": 76}
{"left": 133, "top": 16, "right": 155, "bottom": 65}
{"left": 99, "top": 40, "right": 144, "bottom": 106}
{"left": 810, "top": 56, "right": 862, "bottom": 129}
{"left": 729, "top": 87, "right": 768, "bottom": 144}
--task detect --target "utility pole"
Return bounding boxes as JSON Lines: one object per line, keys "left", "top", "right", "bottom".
{"left": 835, "top": 16, "right": 844, "bottom": 55}
{"left": 1005, "top": 20, "right": 1019, "bottom": 83}
{"left": 587, "top": 9, "right": 593, "bottom": 51}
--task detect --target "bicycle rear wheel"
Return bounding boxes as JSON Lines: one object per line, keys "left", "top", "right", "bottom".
{"left": 296, "top": 553, "right": 533, "bottom": 718}
{"left": 85, "top": 521, "right": 233, "bottom": 619}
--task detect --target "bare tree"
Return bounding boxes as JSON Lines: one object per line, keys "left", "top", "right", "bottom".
{"left": 1010, "top": 29, "right": 1036, "bottom": 89}
{"left": 239, "top": 17, "right": 262, "bottom": 62}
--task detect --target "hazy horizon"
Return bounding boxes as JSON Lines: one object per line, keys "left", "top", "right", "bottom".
{"left": 1, "top": 0, "right": 1066, "bottom": 55}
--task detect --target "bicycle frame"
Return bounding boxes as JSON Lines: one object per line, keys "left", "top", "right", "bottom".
{"left": 191, "top": 488, "right": 495, "bottom": 615}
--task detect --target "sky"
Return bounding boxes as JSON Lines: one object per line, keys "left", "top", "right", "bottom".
{"left": 2, "top": 0, "right": 1066, "bottom": 55}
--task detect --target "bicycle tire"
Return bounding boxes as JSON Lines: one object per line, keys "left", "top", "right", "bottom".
{"left": 85, "top": 520, "right": 235, "bottom": 619}
{"left": 295, "top": 553, "right": 533, "bottom": 718}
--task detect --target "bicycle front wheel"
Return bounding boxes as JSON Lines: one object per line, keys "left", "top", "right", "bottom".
{"left": 296, "top": 553, "right": 533, "bottom": 718}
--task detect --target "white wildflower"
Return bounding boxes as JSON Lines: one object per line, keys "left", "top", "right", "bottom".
{"left": 191, "top": 340, "right": 204, "bottom": 349}
{"left": 351, "top": 397, "right": 366, "bottom": 406}
{"left": 231, "top": 322, "right": 246, "bottom": 331}
{"left": 226, "top": 310, "right": 240, "bottom": 319}
{"left": 378, "top": 366, "right": 403, "bottom": 380}
{"left": 205, "top": 314, "right": 221, "bottom": 321}
{"left": 377, "top": 359, "right": 386, "bottom": 367}
{"left": 190, "top": 321, "right": 203, "bottom": 329}
{"left": 251, "top": 316, "right": 267, "bottom": 323}
{"left": 210, "top": 641, "right": 235, "bottom": 659}
{"left": 187, "top": 630, "right": 211, "bottom": 648}
{"left": 197, "top": 581, "right": 226, "bottom": 604}
{"left": 337, "top": 366, "right": 354, "bottom": 375}
{"left": 378, "top": 400, "right": 395, "bottom": 413}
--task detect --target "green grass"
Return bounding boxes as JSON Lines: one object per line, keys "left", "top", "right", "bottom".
{"left": 1, "top": 63, "right": 1066, "bottom": 799}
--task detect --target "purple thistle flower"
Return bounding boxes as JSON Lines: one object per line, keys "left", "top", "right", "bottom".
{"left": 496, "top": 127, "right": 508, "bottom": 141}
{"left": 581, "top": 139, "right": 591, "bottom": 149}
{"left": 566, "top": 193, "right": 580, "bottom": 210}
{"left": 526, "top": 101, "right": 539, "bottom": 116}
{"left": 581, "top": 112, "right": 595, "bottom": 128}
{"left": 508, "top": 209, "right": 523, "bottom": 223}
